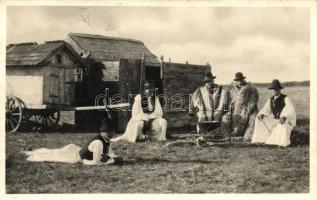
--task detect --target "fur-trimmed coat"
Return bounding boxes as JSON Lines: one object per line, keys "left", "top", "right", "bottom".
{"left": 228, "top": 82, "right": 259, "bottom": 140}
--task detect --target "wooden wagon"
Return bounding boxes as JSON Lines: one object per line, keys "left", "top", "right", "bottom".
{"left": 5, "top": 41, "right": 86, "bottom": 132}
{"left": 5, "top": 40, "right": 131, "bottom": 133}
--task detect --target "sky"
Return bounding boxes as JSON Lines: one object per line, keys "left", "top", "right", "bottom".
{"left": 6, "top": 6, "right": 310, "bottom": 84}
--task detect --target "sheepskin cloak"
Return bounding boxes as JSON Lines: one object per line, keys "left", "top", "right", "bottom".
{"left": 229, "top": 84, "right": 259, "bottom": 140}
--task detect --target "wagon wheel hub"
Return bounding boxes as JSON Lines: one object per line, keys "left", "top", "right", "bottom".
{"left": 6, "top": 111, "right": 12, "bottom": 118}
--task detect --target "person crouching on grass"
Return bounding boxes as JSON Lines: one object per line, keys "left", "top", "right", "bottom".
{"left": 111, "top": 81, "right": 167, "bottom": 143}
{"left": 251, "top": 79, "right": 296, "bottom": 147}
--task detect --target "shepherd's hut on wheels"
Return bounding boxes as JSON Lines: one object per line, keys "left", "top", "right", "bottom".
{"left": 6, "top": 41, "right": 85, "bottom": 133}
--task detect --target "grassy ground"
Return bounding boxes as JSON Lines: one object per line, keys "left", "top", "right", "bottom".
{"left": 6, "top": 133, "right": 309, "bottom": 193}
{"left": 5, "top": 86, "right": 310, "bottom": 193}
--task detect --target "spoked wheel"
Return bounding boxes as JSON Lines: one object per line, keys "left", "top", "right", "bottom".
{"left": 6, "top": 96, "right": 23, "bottom": 133}
{"left": 40, "top": 109, "right": 60, "bottom": 131}
{"left": 23, "top": 114, "right": 43, "bottom": 132}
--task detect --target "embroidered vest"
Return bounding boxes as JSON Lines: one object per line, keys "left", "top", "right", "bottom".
{"left": 270, "top": 94, "right": 287, "bottom": 119}
{"left": 141, "top": 95, "right": 156, "bottom": 114}
{"left": 79, "top": 135, "right": 110, "bottom": 161}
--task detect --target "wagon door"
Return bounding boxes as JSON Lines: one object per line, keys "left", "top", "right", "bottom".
{"left": 43, "top": 65, "right": 75, "bottom": 107}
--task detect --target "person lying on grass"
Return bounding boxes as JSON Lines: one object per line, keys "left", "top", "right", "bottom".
{"left": 23, "top": 118, "right": 123, "bottom": 166}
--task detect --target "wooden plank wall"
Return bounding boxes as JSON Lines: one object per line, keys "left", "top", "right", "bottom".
{"left": 162, "top": 62, "right": 211, "bottom": 128}
{"left": 117, "top": 59, "right": 142, "bottom": 132}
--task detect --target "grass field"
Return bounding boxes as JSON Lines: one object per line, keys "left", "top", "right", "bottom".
{"left": 5, "top": 86, "right": 310, "bottom": 193}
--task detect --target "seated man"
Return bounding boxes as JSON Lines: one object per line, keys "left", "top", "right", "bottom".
{"left": 228, "top": 72, "right": 259, "bottom": 141}
{"left": 189, "top": 72, "right": 228, "bottom": 134}
{"left": 23, "top": 117, "right": 123, "bottom": 165}
{"left": 111, "top": 81, "right": 167, "bottom": 143}
{"left": 251, "top": 79, "right": 296, "bottom": 147}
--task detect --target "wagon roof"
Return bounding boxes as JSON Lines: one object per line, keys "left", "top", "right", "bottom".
{"left": 68, "top": 33, "right": 160, "bottom": 66}
{"left": 6, "top": 41, "right": 83, "bottom": 66}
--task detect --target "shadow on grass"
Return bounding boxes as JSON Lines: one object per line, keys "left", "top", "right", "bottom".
{"left": 290, "top": 118, "right": 309, "bottom": 146}
{"left": 123, "top": 157, "right": 215, "bottom": 165}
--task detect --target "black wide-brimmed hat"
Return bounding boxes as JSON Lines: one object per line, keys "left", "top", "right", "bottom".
{"left": 100, "top": 117, "right": 114, "bottom": 132}
{"left": 234, "top": 72, "right": 246, "bottom": 81}
{"left": 204, "top": 72, "right": 216, "bottom": 82}
{"left": 268, "top": 79, "right": 284, "bottom": 90}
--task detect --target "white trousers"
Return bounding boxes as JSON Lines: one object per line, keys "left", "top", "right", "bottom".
{"left": 24, "top": 144, "right": 82, "bottom": 163}
{"left": 252, "top": 116, "right": 294, "bottom": 147}
{"left": 111, "top": 118, "right": 167, "bottom": 143}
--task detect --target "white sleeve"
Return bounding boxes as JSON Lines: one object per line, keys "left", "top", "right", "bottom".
{"left": 258, "top": 98, "right": 271, "bottom": 116}
{"left": 149, "top": 97, "right": 163, "bottom": 119}
{"left": 281, "top": 97, "right": 296, "bottom": 127}
{"left": 107, "top": 144, "right": 117, "bottom": 158}
{"left": 83, "top": 159, "right": 99, "bottom": 165}
{"left": 216, "top": 88, "right": 227, "bottom": 111}
{"left": 131, "top": 95, "right": 142, "bottom": 119}
{"left": 131, "top": 94, "right": 149, "bottom": 121}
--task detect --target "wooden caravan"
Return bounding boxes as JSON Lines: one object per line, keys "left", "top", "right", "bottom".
{"left": 6, "top": 41, "right": 85, "bottom": 132}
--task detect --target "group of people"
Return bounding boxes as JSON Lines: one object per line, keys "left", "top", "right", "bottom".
{"left": 112, "top": 71, "right": 296, "bottom": 146}
{"left": 23, "top": 72, "right": 296, "bottom": 165}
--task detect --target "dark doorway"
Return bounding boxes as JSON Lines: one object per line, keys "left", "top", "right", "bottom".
{"left": 145, "top": 66, "right": 163, "bottom": 95}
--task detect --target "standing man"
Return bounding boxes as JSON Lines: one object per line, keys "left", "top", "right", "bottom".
{"left": 111, "top": 81, "right": 167, "bottom": 143}
{"left": 228, "top": 72, "right": 259, "bottom": 141}
{"left": 189, "top": 72, "right": 228, "bottom": 133}
{"left": 251, "top": 79, "right": 296, "bottom": 147}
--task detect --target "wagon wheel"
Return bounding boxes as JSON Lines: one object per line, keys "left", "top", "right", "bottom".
{"left": 24, "top": 114, "right": 43, "bottom": 132}
{"left": 15, "top": 97, "right": 28, "bottom": 119}
{"left": 40, "top": 109, "right": 60, "bottom": 131}
{"left": 6, "top": 96, "right": 23, "bottom": 133}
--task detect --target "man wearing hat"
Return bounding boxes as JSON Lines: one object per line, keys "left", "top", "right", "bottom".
{"left": 111, "top": 81, "right": 167, "bottom": 143}
{"left": 79, "top": 117, "right": 122, "bottom": 165}
{"left": 228, "top": 72, "right": 259, "bottom": 141}
{"left": 23, "top": 116, "right": 123, "bottom": 165}
{"left": 251, "top": 79, "right": 296, "bottom": 146}
{"left": 189, "top": 72, "right": 228, "bottom": 133}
